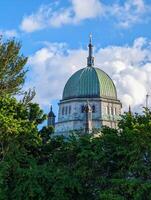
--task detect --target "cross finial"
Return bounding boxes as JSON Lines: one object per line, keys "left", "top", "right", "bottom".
{"left": 89, "top": 33, "right": 92, "bottom": 44}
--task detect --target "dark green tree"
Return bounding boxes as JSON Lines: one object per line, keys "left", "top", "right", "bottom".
{"left": 0, "top": 97, "right": 151, "bottom": 199}
{"left": 0, "top": 37, "right": 27, "bottom": 96}
{"left": 0, "top": 96, "right": 46, "bottom": 199}
{"left": 39, "top": 126, "right": 54, "bottom": 144}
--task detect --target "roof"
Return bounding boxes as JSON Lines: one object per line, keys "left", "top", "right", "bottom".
{"left": 62, "top": 35, "right": 117, "bottom": 101}
{"left": 62, "top": 66, "right": 117, "bottom": 100}
{"left": 48, "top": 106, "right": 56, "bottom": 117}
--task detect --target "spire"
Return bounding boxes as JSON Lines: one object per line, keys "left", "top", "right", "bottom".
{"left": 128, "top": 105, "right": 132, "bottom": 115}
{"left": 48, "top": 105, "right": 55, "bottom": 117}
{"left": 87, "top": 33, "right": 94, "bottom": 67}
{"left": 146, "top": 93, "right": 150, "bottom": 108}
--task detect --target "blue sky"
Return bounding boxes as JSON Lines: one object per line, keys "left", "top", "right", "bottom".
{"left": 1, "top": 0, "right": 151, "bottom": 49}
{"left": 1, "top": 0, "right": 151, "bottom": 118}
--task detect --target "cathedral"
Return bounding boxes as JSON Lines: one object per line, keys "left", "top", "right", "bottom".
{"left": 48, "top": 36, "right": 122, "bottom": 135}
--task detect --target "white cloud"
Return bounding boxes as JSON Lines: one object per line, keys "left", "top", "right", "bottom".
{"left": 71, "top": 0, "right": 104, "bottom": 21}
{"left": 0, "top": 29, "right": 18, "bottom": 37}
{"left": 20, "top": 0, "right": 104, "bottom": 32}
{"left": 20, "top": 0, "right": 151, "bottom": 32}
{"left": 26, "top": 37, "right": 151, "bottom": 112}
{"left": 26, "top": 43, "right": 86, "bottom": 105}
{"left": 49, "top": 0, "right": 104, "bottom": 27}
{"left": 111, "top": 0, "right": 151, "bottom": 28}
{"left": 20, "top": 5, "right": 52, "bottom": 32}
{"left": 49, "top": 8, "right": 73, "bottom": 27}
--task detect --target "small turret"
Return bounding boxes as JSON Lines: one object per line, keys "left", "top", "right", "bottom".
{"left": 48, "top": 106, "right": 56, "bottom": 127}
{"left": 84, "top": 101, "right": 92, "bottom": 133}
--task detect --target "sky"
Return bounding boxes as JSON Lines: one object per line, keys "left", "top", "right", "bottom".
{"left": 0, "top": 0, "right": 151, "bottom": 118}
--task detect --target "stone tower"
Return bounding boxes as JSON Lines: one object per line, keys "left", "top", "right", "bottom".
{"left": 48, "top": 106, "right": 56, "bottom": 127}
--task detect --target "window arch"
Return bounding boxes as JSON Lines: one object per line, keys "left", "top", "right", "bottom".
{"left": 107, "top": 106, "right": 110, "bottom": 115}
{"left": 92, "top": 105, "right": 95, "bottom": 113}
{"left": 69, "top": 106, "right": 71, "bottom": 114}
{"left": 81, "top": 105, "right": 85, "bottom": 113}
{"left": 62, "top": 107, "right": 64, "bottom": 115}
{"left": 65, "top": 106, "right": 68, "bottom": 115}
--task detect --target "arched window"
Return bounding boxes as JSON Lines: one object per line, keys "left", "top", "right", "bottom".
{"left": 65, "top": 106, "right": 68, "bottom": 115}
{"left": 112, "top": 107, "right": 114, "bottom": 115}
{"left": 62, "top": 107, "right": 64, "bottom": 115}
{"left": 69, "top": 106, "right": 71, "bottom": 114}
{"left": 81, "top": 105, "right": 85, "bottom": 113}
{"left": 107, "top": 106, "right": 110, "bottom": 115}
{"left": 92, "top": 105, "right": 95, "bottom": 113}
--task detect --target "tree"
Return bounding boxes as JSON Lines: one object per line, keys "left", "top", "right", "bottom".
{"left": 98, "top": 110, "right": 151, "bottom": 199}
{"left": 0, "top": 94, "right": 151, "bottom": 199}
{"left": 21, "top": 88, "right": 36, "bottom": 105}
{"left": 39, "top": 126, "right": 54, "bottom": 144}
{"left": 0, "top": 96, "right": 46, "bottom": 199}
{"left": 0, "top": 37, "right": 27, "bottom": 96}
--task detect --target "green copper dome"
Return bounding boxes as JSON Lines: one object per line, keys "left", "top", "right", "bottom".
{"left": 62, "top": 35, "right": 117, "bottom": 100}
{"left": 63, "top": 67, "right": 117, "bottom": 100}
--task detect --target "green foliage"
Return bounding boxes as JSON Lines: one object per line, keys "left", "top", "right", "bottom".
{"left": 0, "top": 96, "right": 46, "bottom": 199}
{"left": 21, "top": 88, "right": 36, "bottom": 105}
{"left": 0, "top": 96, "right": 151, "bottom": 199}
{"left": 0, "top": 37, "right": 27, "bottom": 96}
{"left": 39, "top": 126, "right": 54, "bottom": 144}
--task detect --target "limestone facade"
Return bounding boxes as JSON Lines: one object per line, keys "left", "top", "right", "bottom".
{"left": 55, "top": 97, "right": 122, "bottom": 134}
